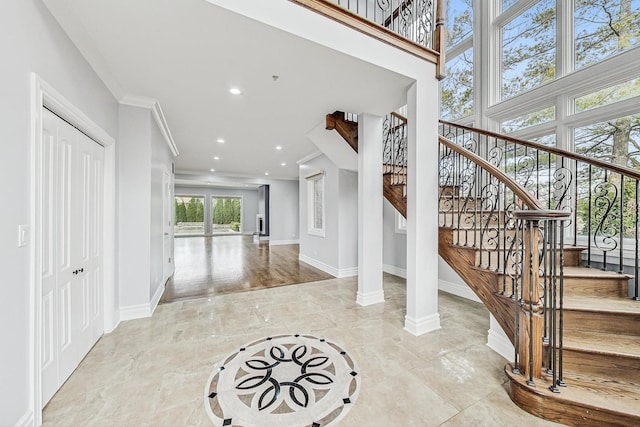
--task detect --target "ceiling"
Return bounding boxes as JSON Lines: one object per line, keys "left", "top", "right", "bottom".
{"left": 43, "top": 0, "right": 413, "bottom": 183}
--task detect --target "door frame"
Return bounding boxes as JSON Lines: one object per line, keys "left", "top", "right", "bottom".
{"left": 30, "top": 74, "right": 116, "bottom": 425}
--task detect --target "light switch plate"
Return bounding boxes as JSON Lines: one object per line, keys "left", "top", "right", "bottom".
{"left": 18, "top": 225, "right": 29, "bottom": 247}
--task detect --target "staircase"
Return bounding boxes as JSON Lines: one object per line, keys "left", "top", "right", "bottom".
{"left": 328, "top": 112, "right": 640, "bottom": 426}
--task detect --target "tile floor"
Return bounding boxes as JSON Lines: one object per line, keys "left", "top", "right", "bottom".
{"left": 43, "top": 274, "right": 560, "bottom": 426}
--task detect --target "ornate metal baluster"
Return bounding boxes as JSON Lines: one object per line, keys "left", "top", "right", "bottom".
{"left": 558, "top": 220, "right": 566, "bottom": 388}
{"left": 620, "top": 174, "right": 625, "bottom": 274}
{"left": 587, "top": 165, "right": 592, "bottom": 268}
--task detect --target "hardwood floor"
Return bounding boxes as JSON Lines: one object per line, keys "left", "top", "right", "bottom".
{"left": 160, "top": 235, "right": 334, "bottom": 303}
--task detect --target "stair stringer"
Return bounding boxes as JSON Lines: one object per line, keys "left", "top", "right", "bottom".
{"left": 438, "top": 227, "right": 516, "bottom": 342}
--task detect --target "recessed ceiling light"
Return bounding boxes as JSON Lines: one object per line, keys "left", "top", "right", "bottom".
{"left": 210, "top": 168, "right": 215, "bottom": 172}
{"left": 265, "top": 172, "right": 269, "bottom": 176}
{"left": 281, "top": 162, "right": 286, "bottom": 166}
{"left": 275, "top": 146, "right": 282, "bottom": 150}
{"left": 214, "top": 156, "right": 220, "bottom": 160}
{"left": 216, "top": 138, "right": 225, "bottom": 144}
{"left": 229, "top": 87, "right": 242, "bottom": 95}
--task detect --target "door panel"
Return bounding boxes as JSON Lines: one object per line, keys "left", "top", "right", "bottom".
{"left": 40, "top": 109, "right": 105, "bottom": 406}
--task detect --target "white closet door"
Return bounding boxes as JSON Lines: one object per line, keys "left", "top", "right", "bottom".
{"left": 41, "top": 109, "right": 104, "bottom": 406}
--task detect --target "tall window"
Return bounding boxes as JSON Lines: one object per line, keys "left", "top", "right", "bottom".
{"left": 575, "top": 0, "right": 640, "bottom": 70}
{"left": 211, "top": 196, "right": 242, "bottom": 234}
{"left": 442, "top": 0, "right": 474, "bottom": 120}
{"left": 307, "top": 173, "right": 325, "bottom": 237}
{"left": 174, "top": 196, "right": 205, "bottom": 236}
{"left": 501, "top": 0, "right": 556, "bottom": 100}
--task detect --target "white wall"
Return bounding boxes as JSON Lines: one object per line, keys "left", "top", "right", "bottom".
{"left": 268, "top": 179, "right": 300, "bottom": 244}
{"left": 174, "top": 185, "right": 259, "bottom": 235}
{"left": 0, "top": 1, "right": 118, "bottom": 424}
{"left": 338, "top": 169, "right": 358, "bottom": 271}
{"left": 299, "top": 154, "right": 358, "bottom": 276}
{"left": 150, "top": 118, "right": 174, "bottom": 301}
{"left": 118, "top": 105, "right": 152, "bottom": 309}
{"left": 382, "top": 199, "right": 407, "bottom": 274}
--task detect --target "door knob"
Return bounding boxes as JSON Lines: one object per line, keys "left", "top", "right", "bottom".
{"left": 79, "top": 268, "right": 84, "bottom": 273}
{"left": 73, "top": 270, "right": 78, "bottom": 275}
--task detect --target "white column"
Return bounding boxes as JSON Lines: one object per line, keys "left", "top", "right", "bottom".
{"left": 405, "top": 81, "right": 441, "bottom": 335}
{"left": 357, "top": 113, "right": 384, "bottom": 306}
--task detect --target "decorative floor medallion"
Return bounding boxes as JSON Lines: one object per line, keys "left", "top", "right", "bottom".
{"left": 205, "top": 334, "right": 360, "bottom": 427}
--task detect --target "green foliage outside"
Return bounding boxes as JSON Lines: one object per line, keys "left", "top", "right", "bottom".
{"left": 175, "top": 197, "right": 204, "bottom": 224}
{"left": 212, "top": 198, "right": 241, "bottom": 225}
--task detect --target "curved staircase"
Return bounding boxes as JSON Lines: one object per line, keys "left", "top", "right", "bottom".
{"left": 327, "top": 111, "right": 640, "bottom": 426}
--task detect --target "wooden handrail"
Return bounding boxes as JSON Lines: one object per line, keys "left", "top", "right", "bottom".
{"left": 440, "top": 136, "right": 570, "bottom": 219}
{"left": 440, "top": 120, "right": 640, "bottom": 181}
{"left": 289, "top": 0, "right": 439, "bottom": 64}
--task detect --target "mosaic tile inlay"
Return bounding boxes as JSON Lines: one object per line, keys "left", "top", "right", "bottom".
{"left": 205, "top": 334, "right": 360, "bottom": 427}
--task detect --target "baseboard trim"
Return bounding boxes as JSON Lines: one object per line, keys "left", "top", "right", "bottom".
{"left": 337, "top": 266, "right": 358, "bottom": 278}
{"left": 487, "top": 328, "right": 514, "bottom": 361}
{"left": 14, "top": 410, "right": 34, "bottom": 427}
{"left": 383, "top": 264, "right": 407, "bottom": 278}
{"left": 150, "top": 282, "right": 165, "bottom": 316}
{"left": 404, "top": 313, "right": 441, "bottom": 336}
{"left": 356, "top": 290, "right": 385, "bottom": 306}
{"left": 269, "top": 239, "right": 300, "bottom": 246}
{"left": 298, "top": 254, "right": 338, "bottom": 277}
{"left": 438, "top": 279, "right": 481, "bottom": 303}
{"left": 119, "top": 303, "right": 151, "bottom": 322}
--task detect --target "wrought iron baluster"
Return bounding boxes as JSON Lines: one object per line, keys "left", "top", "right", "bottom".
{"left": 573, "top": 159, "right": 578, "bottom": 247}
{"left": 587, "top": 164, "right": 592, "bottom": 268}
{"left": 558, "top": 220, "right": 566, "bottom": 388}
{"left": 620, "top": 174, "right": 624, "bottom": 274}
{"left": 636, "top": 179, "right": 639, "bottom": 301}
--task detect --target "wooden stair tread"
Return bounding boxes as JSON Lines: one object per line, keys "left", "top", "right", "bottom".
{"left": 561, "top": 266, "right": 633, "bottom": 279}
{"left": 506, "top": 363, "right": 640, "bottom": 422}
{"left": 563, "top": 294, "right": 640, "bottom": 314}
{"left": 561, "top": 330, "right": 640, "bottom": 358}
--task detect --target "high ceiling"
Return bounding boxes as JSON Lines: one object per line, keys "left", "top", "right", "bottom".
{"left": 43, "top": 0, "right": 413, "bottom": 182}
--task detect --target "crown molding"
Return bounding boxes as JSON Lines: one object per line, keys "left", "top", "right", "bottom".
{"left": 120, "top": 95, "right": 179, "bottom": 157}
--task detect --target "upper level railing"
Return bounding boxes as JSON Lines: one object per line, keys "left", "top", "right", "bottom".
{"left": 290, "top": 0, "right": 445, "bottom": 76}
{"left": 440, "top": 120, "right": 640, "bottom": 301}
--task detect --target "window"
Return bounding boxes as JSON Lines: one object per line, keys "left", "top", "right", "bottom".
{"left": 501, "top": 0, "right": 556, "bottom": 100}
{"left": 501, "top": 106, "right": 556, "bottom": 133}
{"left": 174, "top": 196, "right": 205, "bottom": 236}
{"left": 574, "top": 114, "right": 640, "bottom": 169}
{"left": 575, "top": 0, "right": 640, "bottom": 70}
{"left": 575, "top": 78, "right": 640, "bottom": 113}
{"left": 446, "top": 0, "right": 473, "bottom": 49}
{"left": 211, "top": 196, "right": 242, "bottom": 234}
{"left": 442, "top": 47, "right": 474, "bottom": 120}
{"left": 306, "top": 172, "right": 325, "bottom": 237}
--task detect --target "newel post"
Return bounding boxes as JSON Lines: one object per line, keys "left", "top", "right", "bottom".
{"left": 434, "top": 0, "right": 446, "bottom": 80}
{"left": 518, "top": 218, "right": 543, "bottom": 383}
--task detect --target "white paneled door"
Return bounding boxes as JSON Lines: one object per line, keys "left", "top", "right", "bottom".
{"left": 40, "top": 109, "right": 104, "bottom": 406}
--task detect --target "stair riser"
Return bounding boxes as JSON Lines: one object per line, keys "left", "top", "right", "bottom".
{"left": 563, "top": 277, "right": 630, "bottom": 298}
{"left": 474, "top": 249, "right": 582, "bottom": 270}
{"left": 450, "top": 229, "right": 520, "bottom": 249}
{"left": 439, "top": 212, "right": 505, "bottom": 228}
{"left": 562, "top": 310, "right": 640, "bottom": 337}
{"left": 543, "top": 347, "right": 640, "bottom": 385}
{"left": 439, "top": 197, "right": 483, "bottom": 210}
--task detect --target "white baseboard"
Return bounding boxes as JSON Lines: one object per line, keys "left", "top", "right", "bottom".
{"left": 150, "top": 282, "right": 165, "bottom": 316}
{"left": 356, "top": 290, "right": 385, "bottom": 306}
{"left": 299, "top": 254, "right": 338, "bottom": 277}
{"left": 404, "top": 313, "right": 441, "bottom": 336}
{"left": 14, "top": 410, "right": 34, "bottom": 427}
{"left": 438, "top": 279, "right": 481, "bottom": 303}
{"left": 383, "top": 264, "right": 407, "bottom": 278}
{"left": 269, "top": 239, "right": 299, "bottom": 246}
{"left": 487, "top": 328, "right": 514, "bottom": 361}
{"left": 337, "top": 266, "right": 358, "bottom": 278}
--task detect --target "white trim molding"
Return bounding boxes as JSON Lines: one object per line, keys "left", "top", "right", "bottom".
{"left": 383, "top": 264, "right": 407, "bottom": 278}
{"left": 487, "top": 328, "right": 514, "bottom": 361}
{"left": 338, "top": 267, "right": 358, "bottom": 278}
{"left": 120, "top": 95, "right": 179, "bottom": 156}
{"left": 119, "top": 283, "right": 166, "bottom": 323}
{"left": 438, "top": 280, "right": 482, "bottom": 303}
{"left": 404, "top": 313, "right": 441, "bottom": 336}
{"left": 269, "top": 239, "right": 300, "bottom": 246}
{"left": 14, "top": 410, "right": 34, "bottom": 427}
{"left": 356, "top": 290, "right": 385, "bottom": 306}
{"left": 298, "top": 254, "right": 337, "bottom": 277}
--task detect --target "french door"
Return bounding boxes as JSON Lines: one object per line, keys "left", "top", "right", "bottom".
{"left": 40, "top": 108, "right": 104, "bottom": 406}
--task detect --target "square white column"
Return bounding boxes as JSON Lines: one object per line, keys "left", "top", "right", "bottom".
{"left": 357, "top": 113, "right": 384, "bottom": 306}
{"left": 405, "top": 81, "right": 441, "bottom": 335}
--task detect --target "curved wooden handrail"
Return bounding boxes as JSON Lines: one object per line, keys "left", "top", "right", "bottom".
{"left": 439, "top": 136, "right": 570, "bottom": 219}
{"left": 440, "top": 120, "right": 640, "bottom": 181}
